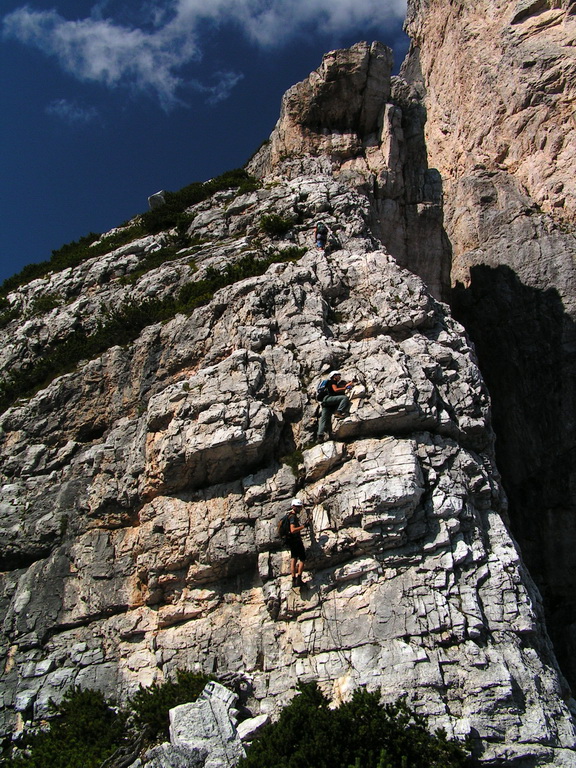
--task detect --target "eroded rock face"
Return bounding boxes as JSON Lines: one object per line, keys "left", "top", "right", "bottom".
{"left": 248, "top": 41, "right": 451, "bottom": 301}
{"left": 404, "top": 0, "right": 576, "bottom": 689}
{"left": 168, "top": 682, "right": 245, "bottom": 768}
{"left": 1, "top": 46, "right": 575, "bottom": 767}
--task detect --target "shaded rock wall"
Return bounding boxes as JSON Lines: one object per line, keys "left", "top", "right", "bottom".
{"left": 404, "top": 0, "right": 576, "bottom": 689}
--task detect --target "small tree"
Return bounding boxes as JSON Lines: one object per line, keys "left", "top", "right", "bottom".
{"left": 238, "top": 683, "right": 472, "bottom": 768}
{"left": 129, "top": 670, "right": 211, "bottom": 741}
{"left": 260, "top": 213, "right": 294, "bottom": 238}
{"left": 2, "top": 688, "right": 128, "bottom": 768}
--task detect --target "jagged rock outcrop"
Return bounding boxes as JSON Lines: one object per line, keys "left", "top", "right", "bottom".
{"left": 403, "top": 0, "right": 576, "bottom": 690}
{"left": 131, "top": 681, "right": 267, "bottom": 768}
{"left": 248, "top": 41, "right": 451, "bottom": 301}
{"left": 167, "top": 682, "right": 245, "bottom": 768}
{"left": 1, "top": 41, "right": 576, "bottom": 767}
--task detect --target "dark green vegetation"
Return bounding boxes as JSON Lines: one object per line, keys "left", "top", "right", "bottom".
{"left": 280, "top": 449, "right": 304, "bottom": 477}
{"left": 1, "top": 688, "right": 128, "bottom": 768}
{"left": 259, "top": 213, "right": 295, "bottom": 238}
{"left": 141, "top": 169, "right": 260, "bottom": 235}
{"left": 2, "top": 679, "right": 472, "bottom": 768}
{"left": 0, "top": 226, "right": 147, "bottom": 297}
{"left": 0, "top": 297, "right": 20, "bottom": 330}
{"left": 0, "top": 169, "right": 260, "bottom": 296}
{"left": 130, "top": 669, "right": 212, "bottom": 741}
{"left": 120, "top": 244, "right": 186, "bottom": 285}
{"left": 120, "top": 236, "right": 209, "bottom": 286}
{"left": 28, "top": 294, "right": 62, "bottom": 316}
{"left": 2, "top": 672, "right": 211, "bottom": 768}
{"left": 0, "top": 247, "right": 306, "bottom": 414}
{"left": 238, "top": 683, "right": 472, "bottom": 768}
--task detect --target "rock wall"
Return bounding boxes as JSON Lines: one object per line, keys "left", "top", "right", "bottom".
{"left": 403, "top": 0, "right": 576, "bottom": 690}
{"left": 1, "top": 42, "right": 576, "bottom": 766}
{"left": 248, "top": 41, "right": 451, "bottom": 301}
{"left": 404, "top": 0, "right": 576, "bottom": 229}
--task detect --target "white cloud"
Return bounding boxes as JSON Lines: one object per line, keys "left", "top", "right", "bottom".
{"left": 2, "top": 0, "right": 407, "bottom": 108}
{"left": 45, "top": 98, "right": 100, "bottom": 124}
{"left": 194, "top": 0, "right": 408, "bottom": 47}
{"left": 2, "top": 6, "right": 197, "bottom": 108}
{"left": 204, "top": 72, "right": 245, "bottom": 105}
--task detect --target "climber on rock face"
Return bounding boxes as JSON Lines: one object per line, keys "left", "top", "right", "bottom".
{"left": 317, "top": 370, "right": 355, "bottom": 442}
{"left": 286, "top": 498, "right": 309, "bottom": 587}
{"left": 314, "top": 220, "right": 329, "bottom": 250}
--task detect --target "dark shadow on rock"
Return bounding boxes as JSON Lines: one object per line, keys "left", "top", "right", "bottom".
{"left": 368, "top": 61, "right": 454, "bottom": 302}
{"left": 452, "top": 264, "right": 576, "bottom": 690}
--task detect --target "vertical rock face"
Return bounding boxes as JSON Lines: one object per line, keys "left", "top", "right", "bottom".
{"left": 404, "top": 0, "right": 576, "bottom": 689}
{"left": 405, "top": 0, "right": 576, "bottom": 229}
{"left": 1, "top": 42, "right": 576, "bottom": 766}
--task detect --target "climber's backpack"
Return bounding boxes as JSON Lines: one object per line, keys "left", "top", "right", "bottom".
{"left": 278, "top": 513, "right": 292, "bottom": 540}
{"left": 317, "top": 222, "right": 328, "bottom": 235}
{"left": 316, "top": 379, "right": 330, "bottom": 402}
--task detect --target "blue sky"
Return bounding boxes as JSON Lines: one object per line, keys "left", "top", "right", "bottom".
{"left": 0, "top": 0, "right": 409, "bottom": 286}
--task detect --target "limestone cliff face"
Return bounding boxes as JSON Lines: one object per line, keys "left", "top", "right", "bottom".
{"left": 403, "top": 0, "right": 576, "bottom": 691}
{"left": 1, "top": 44, "right": 576, "bottom": 767}
{"left": 404, "top": 0, "right": 576, "bottom": 232}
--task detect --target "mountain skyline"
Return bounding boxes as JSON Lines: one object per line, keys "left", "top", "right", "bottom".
{"left": 0, "top": 0, "right": 408, "bottom": 285}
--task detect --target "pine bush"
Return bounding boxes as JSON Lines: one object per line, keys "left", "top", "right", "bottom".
{"left": 259, "top": 213, "right": 294, "bottom": 238}
{"left": 129, "top": 670, "right": 211, "bottom": 741}
{"left": 238, "top": 683, "right": 472, "bottom": 768}
{"left": 2, "top": 688, "right": 128, "bottom": 768}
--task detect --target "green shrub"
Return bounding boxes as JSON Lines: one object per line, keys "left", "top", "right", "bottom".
{"left": 238, "top": 683, "right": 471, "bottom": 768}
{"left": 129, "top": 670, "right": 211, "bottom": 741}
{"left": 0, "top": 306, "right": 21, "bottom": 329}
{"left": 279, "top": 246, "right": 307, "bottom": 261}
{"left": 1, "top": 673, "right": 212, "bottom": 767}
{"left": 0, "top": 296, "right": 21, "bottom": 327}
{"left": 281, "top": 449, "right": 303, "bottom": 476}
{"left": 260, "top": 213, "right": 294, "bottom": 238}
{"left": 124, "top": 236, "right": 208, "bottom": 285}
{"left": 123, "top": 244, "right": 182, "bottom": 284}
{"left": 28, "top": 293, "right": 62, "bottom": 316}
{"left": 3, "top": 688, "right": 128, "bottom": 768}
{"left": 0, "top": 226, "right": 148, "bottom": 296}
{"left": 141, "top": 169, "right": 260, "bottom": 235}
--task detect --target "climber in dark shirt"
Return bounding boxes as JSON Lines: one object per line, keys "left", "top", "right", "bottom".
{"left": 287, "top": 498, "right": 309, "bottom": 587}
{"left": 314, "top": 221, "right": 329, "bottom": 250}
{"left": 317, "top": 371, "right": 355, "bottom": 442}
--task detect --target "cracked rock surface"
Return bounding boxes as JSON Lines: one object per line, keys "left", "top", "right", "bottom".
{"left": 1, "top": 40, "right": 576, "bottom": 766}
{"left": 404, "top": 0, "right": 576, "bottom": 692}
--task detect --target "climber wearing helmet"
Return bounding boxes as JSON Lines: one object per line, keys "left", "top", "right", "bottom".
{"left": 317, "top": 370, "right": 355, "bottom": 442}
{"left": 287, "top": 498, "right": 309, "bottom": 587}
